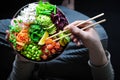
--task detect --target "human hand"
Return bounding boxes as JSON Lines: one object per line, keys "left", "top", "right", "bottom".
{"left": 64, "top": 20, "right": 102, "bottom": 50}
{"left": 64, "top": 20, "right": 108, "bottom": 66}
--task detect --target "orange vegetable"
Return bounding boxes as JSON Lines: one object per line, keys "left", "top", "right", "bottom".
{"left": 45, "top": 38, "right": 53, "bottom": 44}
{"left": 41, "top": 54, "right": 48, "bottom": 60}
{"left": 47, "top": 44, "right": 54, "bottom": 50}
{"left": 15, "top": 28, "right": 30, "bottom": 51}
{"left": 16, "top": 29, "right": 29, "bottom": 43}
{"left": 55, "top": 42, "right": 60, "bottom": 49}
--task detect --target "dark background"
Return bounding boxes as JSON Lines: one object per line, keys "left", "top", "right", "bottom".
{"left": 0, "top": 0, "right": 120, "bottom": 80}
{"left": 75, "top": 0, "right": 120, "bottom": 80}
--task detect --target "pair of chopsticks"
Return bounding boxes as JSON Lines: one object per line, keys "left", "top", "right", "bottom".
{"left": 48, "top": 13, "right": 106, "bottom": 41}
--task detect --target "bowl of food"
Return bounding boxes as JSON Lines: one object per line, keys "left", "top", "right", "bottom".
{"left": 8, "top": 0, "right": 70, "bottom": 62}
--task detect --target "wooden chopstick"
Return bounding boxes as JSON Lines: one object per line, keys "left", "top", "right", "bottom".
{"left": 81, "top": 19, "right": 106, "bottom": 30}
{"left": 53, "top": 19, "right": 106, "bottom": 41}
{"left": 48, "top": 29, "right": 68, "bottom": 39}
{"left": 53, "top": 33, "right": 71, "bottom": 41}
{"left": 74, "top": 13, "right": 104, "bottom": 28}
{"left": 48, "top": 13, "right": 104, "bottom": 39}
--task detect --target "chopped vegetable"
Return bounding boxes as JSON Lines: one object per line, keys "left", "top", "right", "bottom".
{"left": 21, "top": 43, "right": 42, "bottom": 61}
{"left": 36, "top": 0, "right": 56, "bottom": 16}
{"left": 9, "top": 25, "right": 21, "bottom": 33}
{"left": 36, "top": 15, "right": 53, "bottom": 27}
{"left": 40, "top": 38, "right": 61, "bottom": 60}
{"left": 29, "top": 24, "right": 45, "bottom": 42}
{"left": 51, "top": 9, "right": 68, "bottom": 31}
{"left": 9, "top": 33, "right": 17, "bottom": 48}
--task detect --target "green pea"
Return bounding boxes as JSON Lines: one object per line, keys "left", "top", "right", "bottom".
{"left": 37, "top": 54, "right": 40, "bottom": 57}
{"left": 24, "top": 51, "right": 27, "bottom": 55}
{"left": 33, "top": 54, "right": 36, "bottom": 57}
{"left": 34, "top": 51, "right": 38, "bottom": 54}
{"left": 32, "top": 46, "right": 36, "bottom": 50}
{"left": 31, "top": 49, "right": 35, "bottom": 53}
{"left": 27, "top": 51, "right": 30, "bottom": 54}
{"left": 29, "top": 44, "right": 33, "bottom": 48}
{"left": 31, "top": 57, "right": 35, "bottom": 60}
{"left": 26, "top": 54, "right": 31, "bottom": 58}
{"left": 38, "top": 50, "right": 42, "bottom": 54}
{"left": 36, "top": 57, "right": 41, "bottom": 61}
{"left": 26, "top": 47, "right": 30, "bottom": 51}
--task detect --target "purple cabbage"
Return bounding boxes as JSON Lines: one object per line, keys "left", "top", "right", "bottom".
{"left": 51, "top": 8, "right": 68, "bottom": 32}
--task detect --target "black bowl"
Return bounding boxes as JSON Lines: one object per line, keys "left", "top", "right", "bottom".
{"left": 9, "top": 1, "right": 70, "bottom": 63}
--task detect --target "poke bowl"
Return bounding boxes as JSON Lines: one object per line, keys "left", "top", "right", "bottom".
{"left": 8, "top": 0, "right": 70, "bottom": 62}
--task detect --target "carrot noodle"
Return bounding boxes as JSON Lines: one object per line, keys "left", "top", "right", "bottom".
{"left": 16, "top": 29, "right": 30, "bottom": 50}
{"left": 16, "top": 29, "right": 29, "bottom": 43}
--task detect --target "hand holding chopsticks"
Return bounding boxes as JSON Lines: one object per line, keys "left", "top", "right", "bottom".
{"left": 48, "top": 13, "right": 106, "bottom": 41}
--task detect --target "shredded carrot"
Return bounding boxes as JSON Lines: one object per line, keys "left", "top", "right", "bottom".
{"left": 15, "top": 28, "right": 30, "bottom": 51}
{"left": 16, "top": 29, "right": 29, "bottom": 43}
